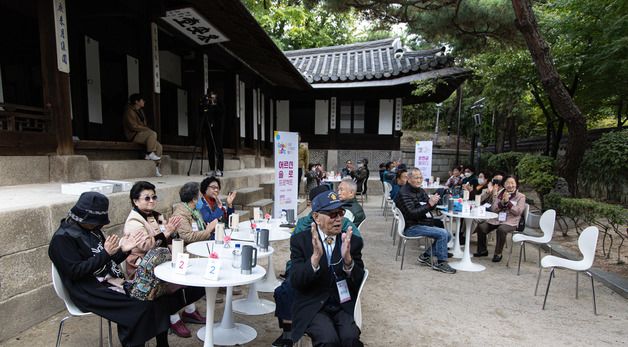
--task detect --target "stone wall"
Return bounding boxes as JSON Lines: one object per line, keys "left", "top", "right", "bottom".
{"left": 0, "top": 171, "right": 274, "bottom": 342}
{"left": 401, "top": 147, "right": 469, "bottom": 181}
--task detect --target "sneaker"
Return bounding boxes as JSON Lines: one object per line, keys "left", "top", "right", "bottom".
{"left": 155, "top": 167, "right": 162, "bottom": 177}
{"left": 432, "top": 261, "right": 457, "bottom": 274}
{"left": 146, "top": 152, "right": 161, "bottom": 161}
{"left": 181, "top": 310, "right": 206, "bottom": 324}
{"left": 215, "top": 169, "right": 223, "bottom": 177}
{"left": 169, "top": 320, "right": 191, "bottom": 338}
{"left": 416, "top": 253, "right": 432, "bottom": 266}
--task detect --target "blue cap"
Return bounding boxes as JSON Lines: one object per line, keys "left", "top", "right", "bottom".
{"left": 311, "top": 191, "right": 345, "bottom": 213}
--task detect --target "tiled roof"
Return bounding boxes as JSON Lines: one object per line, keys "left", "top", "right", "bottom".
{"left": 284, "top": 38, "right": 454, "bottom": 84}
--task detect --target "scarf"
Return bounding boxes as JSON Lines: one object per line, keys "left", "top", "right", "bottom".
{"left": 205, "top": 195, "right": 227, "bottom": 221}
{"left": 184, "top": 203, "right": 205, "bottom": 231}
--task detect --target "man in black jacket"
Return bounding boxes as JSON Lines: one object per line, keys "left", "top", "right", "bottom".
{"left": 394, "top": 168, "right": 456, "bottom": 274}
{"left": 290, "top": 191, "right": 365, "bottom": 346}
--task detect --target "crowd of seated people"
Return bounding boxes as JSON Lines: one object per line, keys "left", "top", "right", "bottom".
{"left": 49, "top": 163, "right": 526, "bottom": 347}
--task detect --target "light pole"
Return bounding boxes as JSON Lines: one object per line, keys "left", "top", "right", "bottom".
{"left": 470, "top": 98, "right": 485, "bottom": 170}
{"left": 434, "top": 102, "right": 442, "bottom": 145}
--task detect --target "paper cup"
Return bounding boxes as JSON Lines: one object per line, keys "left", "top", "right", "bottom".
{"left": 171, "top": 238, "right": 184, "bottom": 266}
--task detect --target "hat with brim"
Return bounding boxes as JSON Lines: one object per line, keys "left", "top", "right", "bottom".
{"left": 311, "top": 191, "right": 345, "bottom": 213}
{"left": 69, "top": 192, "right": 110, "bottom": 225}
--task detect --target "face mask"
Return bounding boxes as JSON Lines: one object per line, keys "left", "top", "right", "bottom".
{"left": 464, "top": 172, "right": 471, "bottom": 177}
{"left": 478, "top": 178, "right": 485, "bottom": 185}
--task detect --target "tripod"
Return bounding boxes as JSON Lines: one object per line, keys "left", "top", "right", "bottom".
{"left": 187, "top": 110, "right": 219, "bottom": 176}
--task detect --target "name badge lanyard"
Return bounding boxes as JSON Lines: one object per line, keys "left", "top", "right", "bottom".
{"left": 325, "top": 240, "right": 352, "bottom": 303}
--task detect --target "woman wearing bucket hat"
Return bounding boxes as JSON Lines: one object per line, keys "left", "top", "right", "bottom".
{"left": 49, "top": 192, "right": 204, "bottom": 347}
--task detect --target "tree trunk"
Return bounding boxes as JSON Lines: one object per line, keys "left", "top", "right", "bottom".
{"left": 494, "top": 111, "right": 506, "bottom": 153}
{"left": 512, "top": 0, "right": 588, "bottom": 195}
{"left": 618, "top": 97, "right": 624, "bottom": 130}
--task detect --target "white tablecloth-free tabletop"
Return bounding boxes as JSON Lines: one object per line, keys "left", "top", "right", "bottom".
{"left": 441, "top": 211, "right": 498, "bottom": 272}
{"left": 187, "top": 240, "right": 277, "bottom": 317}
{"left": 155, "top": 259, "right": 265, "bottom": 347}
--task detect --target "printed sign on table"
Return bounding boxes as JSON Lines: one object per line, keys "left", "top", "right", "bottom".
{"left": 273, "top": 131, "right": 298, "bottom": 218}
{"left": 414, "top": 141, "right": 433, "bottom": 180}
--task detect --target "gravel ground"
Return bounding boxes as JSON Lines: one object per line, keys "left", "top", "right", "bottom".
{"left": 4, "top": 196, "right": 627, "bottom": 347}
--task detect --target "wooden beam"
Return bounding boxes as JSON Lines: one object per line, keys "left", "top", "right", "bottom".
{"left": 38, "top": 0, "right": 73, "bottom": 155}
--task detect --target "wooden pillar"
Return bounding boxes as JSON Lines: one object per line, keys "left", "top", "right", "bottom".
{"left": 38, "top": 0, "right": 73, "bottom": 155}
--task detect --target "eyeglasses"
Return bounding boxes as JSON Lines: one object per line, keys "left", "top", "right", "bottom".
{"left": 141, "top": 195, "right": 158, "bottom": 202}
{"left": 208, "top": 185, "right": 220, "bottom": 190}
{"left": 319, "top": 209, "right": 345, "bottom": 219}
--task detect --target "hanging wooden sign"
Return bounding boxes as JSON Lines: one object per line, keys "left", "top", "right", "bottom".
{"left": 162, "top": 8, "right": 228, "bottom": 45}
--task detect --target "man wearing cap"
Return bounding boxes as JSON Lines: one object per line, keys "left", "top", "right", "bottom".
{"left": 290, "top": 191, "right": 365, "bottom": 346}
{"left": 272, "top": 186, "right": 361, "bottom": 347}
{"left": 48, "top": 192, "right": 205, "bottom": 347}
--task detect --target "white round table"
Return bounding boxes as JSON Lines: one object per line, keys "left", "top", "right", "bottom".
{"left": 441, "top": 210, "right": 498, "bottom": 272}
{"left": 155, "top": 258, "right": 265, "bottom": 347}
{"left": 187, "top": 241, "right": 277, "bottom": 317}
{"left": 231, "top": 220, "right": 292, "bottom": 292}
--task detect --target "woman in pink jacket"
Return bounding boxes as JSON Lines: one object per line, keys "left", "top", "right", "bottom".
{"left": 123, "top": 181, "right": 204, "bottom": 338}
{"left": 473, "top": 176, "right": 526, "bottom": 262}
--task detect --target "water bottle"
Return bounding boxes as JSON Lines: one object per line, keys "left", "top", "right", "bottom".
{"left": 232, "top": 244, "right": 242, "bottom": 269}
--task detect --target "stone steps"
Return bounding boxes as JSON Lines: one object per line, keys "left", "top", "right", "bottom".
{"left": 90, "top": 158, "right": 169, "bottom": 180}
{"left": 259, "top": 181, "right": 274, "bottom": 199}
{"left": 232, "top": 187, "right": 264, "bottom": 206}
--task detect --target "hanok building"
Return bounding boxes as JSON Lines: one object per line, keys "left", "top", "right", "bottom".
{"left": 0, "top": 0, "right": 467, "bottom": 177}
{"left": 283, "top": 38, "right": 468, "bottom": 166}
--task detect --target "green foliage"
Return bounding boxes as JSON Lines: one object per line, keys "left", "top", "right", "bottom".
{"left": 545, "top": 194, "right": 628, "bottom": 261}
{"left": 516, "top": 154, "right": 557, "bottom": 208}
{"left": 486, "top": 152, "right": 525, "bottom": 174}
{"left": 242, "top": 0, "right": 357, "bottom": 50}
{"left": 579, "top": 130, "right": 628, "bottom": 201}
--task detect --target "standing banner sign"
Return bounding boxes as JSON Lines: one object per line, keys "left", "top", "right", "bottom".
{"left": 273, "top": 131, "right": 298, "bottom": 218}
{"left": 414, "top": 141, "right": 433, "bottom": 180}
{"left": 53, "top": 0, "right": 70, "bottom": 73}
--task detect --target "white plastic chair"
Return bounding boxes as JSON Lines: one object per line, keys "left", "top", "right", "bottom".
{"left": 390, "top": 206, "right": 399, "bottom": 245}
{"left": 52, "top": 264, "right": 113, "bottom": 347}
{"left": 382, "top": 182, "right": 393, "bottom": 219}
{"left": 395, "top": 212, "right": 433, "bottom": 270}
{"left": 508, "top": 209, "right": 556, "bottom": 275}
{"left": 535, "top": 226, "right": 599, "bottom": 314}
{"left": 294, "top": 269, "right": 369, "bottom": 347}
{"left": 353, "top": 268, "right": 369, "bottom": 329}
{"left": 357, "top": 218, "right": 367, "bottom": 231}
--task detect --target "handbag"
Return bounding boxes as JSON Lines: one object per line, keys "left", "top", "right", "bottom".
{"left": 126, "top": 247, "right": 171, "bottom": 300}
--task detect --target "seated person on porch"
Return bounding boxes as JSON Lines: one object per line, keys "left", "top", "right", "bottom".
{"left": 290, "top": 190, "right": 365, "bottom": 346}
{"left": 172, "top": 182, "right": 218, "bottom": 244}
{"left": 394, "top": 168, "right": 456, "bottom": 274}
{"left": 338, "top": 178, "right": 366, "bottom": 226}
{"left": 122, "top": 181, "right": 206, "bottom": 339}
{"left": 197, "top": 176, "right": 237, "bottom": 229}
{"left": 273, "top": 185, "right": 362, "bottom": 347}
{"left": 48, "top": 192, "right": 204, "bottom": 347}
{"left": 474, "top": 175, "right": 526, "bottom": 262}
{"left": 123, "top": 94, "right": 163, "bottom": 164}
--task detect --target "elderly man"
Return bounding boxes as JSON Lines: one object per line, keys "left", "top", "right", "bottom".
{"left": 395, "top": 168, "right": 456, "bottom": 274}
{"left": 291, "top": 191, "right": 365, "bottom": 346}
{"left": 338, "top": 178, "right": 366, "bottom": 227}
{"left": 341, "top": 160, "right": 355, "bottom": 179}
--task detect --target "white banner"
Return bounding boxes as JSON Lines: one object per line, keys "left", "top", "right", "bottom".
{"left": 53, "top": 0, "right": 70, "bottom": 73}
{"left": 414, "top": 141, "right": 433, "bottom": 179}
{"left": 273, "top": 131, "right": 299, "bottom": 218}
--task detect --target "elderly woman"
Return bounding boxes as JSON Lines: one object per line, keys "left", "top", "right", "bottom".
{"left": 197, "top": 176, "right": 236, "bottom": 226}
{"left": 172, "top": 182, "right": 217, "bottom": 243}
{"left": 48, "top": 192, "right": 204, "bottom": 347}
{"left": 123, "top": 181, "right": 204, "bottom": 338}
{"left": 473, "top": 176, "right": 526, "bottom": 262}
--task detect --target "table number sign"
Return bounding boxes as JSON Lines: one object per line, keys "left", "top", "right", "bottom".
{"left": 204, "top": 258, "right": 221, "bottom": 281}
{"left": 174, "top": 253, "right": 190, "bottom": 275}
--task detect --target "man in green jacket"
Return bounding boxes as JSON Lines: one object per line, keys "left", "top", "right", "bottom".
{"left": 338, "top": 178, "right": 366, "bottom": 227}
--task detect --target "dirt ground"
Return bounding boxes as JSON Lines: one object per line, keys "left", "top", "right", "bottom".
{"left": 3, "top": 196, "right": 627, "bottom": 347}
